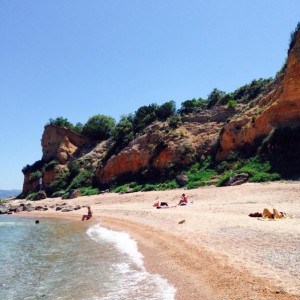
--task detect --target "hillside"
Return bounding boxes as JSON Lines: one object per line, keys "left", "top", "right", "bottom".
{"left": 0, "top": 189, "right": 21, "bottom": 198}
{"left": 19, "top": 23, "right": 300, "bottom": 200}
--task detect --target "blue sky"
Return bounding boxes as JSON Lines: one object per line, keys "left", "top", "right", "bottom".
{"left": 0, "top": 1, "right": 299, "bottom": 190}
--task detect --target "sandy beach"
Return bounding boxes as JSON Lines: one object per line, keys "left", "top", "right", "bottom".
{"left": 12, "top": 182, "right": 300, "bottom": 300}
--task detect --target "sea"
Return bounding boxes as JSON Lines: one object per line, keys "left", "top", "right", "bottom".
{"left": 0, "top": 215, "right": 176, "bottom": 300}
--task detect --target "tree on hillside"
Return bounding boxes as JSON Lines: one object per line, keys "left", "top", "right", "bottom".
{"left": 178, "top": 98, "right": 207, "bottom": 115}
{"left": 133, "top": 103, "right": 158, "bottom": 133}
{"left": 207, "top": 89, "right": 227, "bottom": 108}
{"left": 156, "top": 100, "right": 177, "bottom": 120}
{"left": 82, "top": 114, "right": 116, "bottom": 140}
{"left": 47, "top": 117, "right": 83, "bottom": 134}
{"left": 111, "top": 114, "right": 134, "bottom": 151}
{"left": 232, "top": 78, "right": 272, "bottom": 103}
{"left": 48, "top": 117, "right": 74, "bottom": 129}
{"left": 288, "top": 22, "right": 300, "bottom": 54}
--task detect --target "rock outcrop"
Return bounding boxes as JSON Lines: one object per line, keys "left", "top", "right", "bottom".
{"left": 217, "top": 30, "right": 300, "bottom": 160}
{"left": 95, "top": 116, "right": 230, "bottom": 185}
{"left": 21, "top": 26, "right": 300, "bottom": 193}
{"left": 41, "top": 125, "right": 86, "bottom": 164}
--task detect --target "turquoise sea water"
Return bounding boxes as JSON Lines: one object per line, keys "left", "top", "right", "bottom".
{"left": 0, "top": 215, "right": 175, "bottom": 300}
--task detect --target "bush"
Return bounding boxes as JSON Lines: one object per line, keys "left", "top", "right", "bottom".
{"left": 288, "top": 22, "right": 300, "bottom": 54}
{"left": 168, "top": 115, "right": 181, "bottom": 129}
{"left": 22, "top": 160, "right": 45, "bottom": 175}
{"left": 231, "top": 78, "right": 272, "bottom": 104}
{"left": 184, "top": 157, "right": 216, "bottom": 188}
{"left": 207, "top": 89, "right": 227, "bottom": 108}
{"left": 68, "top": 169, "right": 94, "bottom": 190}
{"left": 216, "top": 171, "right": 233, "bottom": 187}
{"left": 112, "top": 184, "right": 130, "bottom": 193}
{"left": 44, "top": 160, "right": 59, "bottom": 171}
{"left": 79, "top": 187, "right": 100, "bottom": 196}
{"left": 185, "top": 181, "right": 207, "bottom": 189}
{"left": 227, "top": 99, "right": 237, "bottom": 108}
{"left": 29, "top": 171, "right": 43, "bottom": 183}
{"left": 82, "top": 114, "right": 116, "bottom": 140}
{"left": 49, "top": 171, "right": 71, "bottom": 192}
{"left": 178, "top": 98, "right": 207, "bottom": 115}
{"left": 133, "top": 104, "right": 158, "bottom": 133}
{"left": 156, "top": 100, "right": 176, "bottom": 121}
{"left": 216, "top": 157, "right": 280, "bottom": 186}
{"left": 112, "top": 114, "right": 134, "bottom": 151}
{"left": 26, "top": 192, "right": 38, "bottom": 200}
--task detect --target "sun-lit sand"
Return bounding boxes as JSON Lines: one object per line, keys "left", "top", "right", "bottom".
{"left": 13, "top": 182, "right": 300, "bottom": 300}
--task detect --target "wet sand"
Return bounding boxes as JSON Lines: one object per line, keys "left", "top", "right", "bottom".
{"left": 13, "top": 182, "right": 300, "bottom": 299}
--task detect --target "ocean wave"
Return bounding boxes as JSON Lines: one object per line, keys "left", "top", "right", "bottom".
{"left": 86, "top": 224, "right": 176, "bottom": 300}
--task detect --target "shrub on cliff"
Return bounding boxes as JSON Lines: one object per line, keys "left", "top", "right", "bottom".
{"left": 82, "top": 115, "right": 116, "bottom": 140}
{"left": 178, "top": 98, "right": 207, "bottom": 115}
{"left": 68, "top": 169, "right": 94, "bottom": 190}
{"left": 156, "top": 100, "right": 176, "bottom": 120}
{"left": 48, "top": 117, "right": 83, "bottom": 134}
{"left": 29, "top": 170, "right": 43, "bottom": 183}
{"left": 288, "top": 22, "right": 300, "bottom": 54}
{"left": 132, "top": 103, "right": 158, "bottom": 133}
{"left": 207, "top": 89, "right": 227, "bottom": 108}
{"left": 231, "top": 78, "right": 272, "bottom": 103}
{"left": 112, "top": 114, "right": 134, "bottom": 151}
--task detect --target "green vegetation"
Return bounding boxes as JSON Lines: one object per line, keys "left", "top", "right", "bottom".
{"left": 82, "top": 114, "right": 116, "bottom": 140}
{"left": 112, "top": 180, "right": 179, "bottom": 193}
{"left": 216, "top": 156, "right": 280, "bottom": 186}
{"left": 26, "top": 192, "right": 38, "bottom": 200}
{"left": 29, "top": 170, "right": 43, "bottom": 183}
{"left": 178, "top": 98, "right": 207, "bottom": 115}
{"left": 48, "top": 117, "right": 83, "bottom": 134}
{"left": 288, "top": 22, "right": 300, "bottom": 54}
{"left": 79, "top": 187, "right": 100, "bottom": 196}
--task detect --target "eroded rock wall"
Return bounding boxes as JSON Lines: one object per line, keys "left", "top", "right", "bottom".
{"left": 217, "top": 30, "right": 300, "bottom": 160}
{"left": 41, "top": 125, "right": 86, "bottom": 164}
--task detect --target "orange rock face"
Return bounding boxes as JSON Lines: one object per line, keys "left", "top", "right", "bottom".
{"left": 217, "top": 31, "right": 300, "bottom": 160}
{"left": 22, "top": 173, "right": 38, "bottom": 194}
{"left": 41, "top": 125, "right": 86, "bottom": 164}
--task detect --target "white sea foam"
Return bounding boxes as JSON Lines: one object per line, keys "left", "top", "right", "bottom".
{"left": 87, "top": 224, "right": 176, "bottom": 300}
{"left": 87, "top": 224, "right": 144, "bottom": 268}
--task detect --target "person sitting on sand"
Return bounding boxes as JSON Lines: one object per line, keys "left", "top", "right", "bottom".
{"left": 262, "top": 208, "right": 286, "bottom": 219}
{"left": 178, "top": 193, "right": 188, "bottom": 206}
{"left": 82, "top": 206, "right": 93, "bottom": 221}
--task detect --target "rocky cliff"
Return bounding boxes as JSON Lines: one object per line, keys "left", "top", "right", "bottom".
{"left": 41, "top": 125, "right": 87, "bottom": 164}
{"left": 21, "top": 26, "right": 300, "bottom": 195}
{"left": 217, "top": 30, "right": 300, "bottom": 160}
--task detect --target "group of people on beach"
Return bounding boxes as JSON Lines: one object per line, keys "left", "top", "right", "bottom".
{"left": 249, "top": 208, "right": 287, "bottom": 219}
{"left": 153, "top": 193, "right": 190, "bottom": 209}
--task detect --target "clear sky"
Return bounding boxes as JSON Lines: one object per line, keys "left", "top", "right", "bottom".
{"left": 0, "top": 1, "right": 299, "bottom": 190}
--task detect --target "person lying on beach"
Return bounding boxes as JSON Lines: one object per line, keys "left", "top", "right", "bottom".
{"left": 178, "top": 193, "right": 188, "bottom": 206}
{"left": 153, "top": 201, "right": 169, "bottom": 209}
{"left": 262, "top": 208, "right": 286, "bottom": 219}
{"left": 82, "top": 206, "right": 93, "bottom": 221}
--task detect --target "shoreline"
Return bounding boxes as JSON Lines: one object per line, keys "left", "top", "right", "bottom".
{"left": 8, "top": 182, "right": 300, "bottom": 299}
